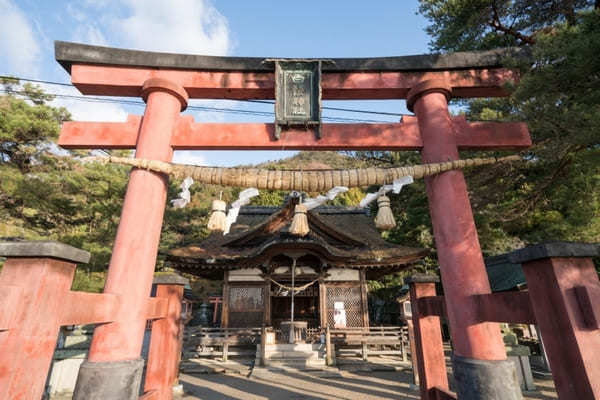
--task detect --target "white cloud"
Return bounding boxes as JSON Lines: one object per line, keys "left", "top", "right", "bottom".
{"left": 115, "top": 0, "right": 231, "bottom": 55}
{"left": 63, "top": 99, "right": 128, "bottom": 122}
{"left": 44, "top": 84, "right": 129, "bottom": 122}
{"left": 66, "top": 3, "right": 87, "bottom": 22}
{"left": 173, "top": 151, "right": 207, "bottom": 166}
{"left": 56, "top": 0, "right": 232, "bottom": 124}
{"left": 0, "top": 0, "right": 40, "bottom": 76}
{"left": 72, "top": 24, "right": 109, "bottom": 46}
{"left": 67, "top": 3, "right": 108, "bottom": 45}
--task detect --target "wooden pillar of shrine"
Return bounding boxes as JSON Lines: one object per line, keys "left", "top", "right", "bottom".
{"left": 360, "top": 269, "right": 369, "bottom": 328}
{"left": 319, "top": 277, "right": 327, "bottom": 329}
{"left": 221, "top": 271, "right": 230, "bottom": 328}
{"left": 407, "top": 80, "right": 522, "bottom": 399}
{"left": 263, "top": 278, "right": 272, "bottom": 326}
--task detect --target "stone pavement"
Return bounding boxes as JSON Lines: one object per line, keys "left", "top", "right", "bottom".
{"left": 178, "top": 359, "right": 558, "bottom": 400}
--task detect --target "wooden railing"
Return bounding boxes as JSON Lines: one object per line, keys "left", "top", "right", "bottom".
{"left": 325, "top": 325, "right": 409, "bottom": 363}
{"left": 184, "top": 327, "right": 263, "bottom": 361}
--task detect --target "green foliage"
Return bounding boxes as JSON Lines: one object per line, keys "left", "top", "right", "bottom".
{"left": 513, "top": 11, "right": 600, "bottom": 153}
{"left": 1, "top": 79, "right": 70, "bottom": 170}
{"left": 418, "top": 0, "right": 595, "bottom": 51}
{"left": 0, "top": 82, "right": 127, "bottom": 290}
{"left": 70, "top": 269, "right": 106, "bottom": 293}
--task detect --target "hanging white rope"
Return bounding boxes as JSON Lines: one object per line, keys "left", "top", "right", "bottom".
{"left": 359, "top": 176, "right": 414, "bottom": 208}
{"left": 223, "top": 187, "right": 260, "bottom": 235}
{"left": 170, "top": 177, "right": 194, "bottom": 209}
{"left": 302, "top": 186, "right": 349, "bottom": 210}
{"left": 266, "top": 276, "right": 319, "bottom": 294}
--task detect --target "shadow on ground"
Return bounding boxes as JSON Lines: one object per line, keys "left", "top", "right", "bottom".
{"left": 179, "top": 355, "right": 558, "bottom": 400}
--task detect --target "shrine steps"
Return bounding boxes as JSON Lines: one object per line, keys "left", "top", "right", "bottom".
{"left": 257, "top": 343, "right": 327, "bottom": 368}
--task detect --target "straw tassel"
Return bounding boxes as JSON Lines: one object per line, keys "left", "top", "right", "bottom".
{"left": 375, "top": 195, "right": 396, "bottom": 230}
{"left": 289, "top": 204, "right": 309, "bottom": 236}
{"left": 207, "top": 199, "right": 227, "bottom": 232}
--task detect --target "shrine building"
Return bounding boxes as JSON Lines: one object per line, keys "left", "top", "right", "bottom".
{"left": 167, "top": 196, "right": 427, "bottom": 332}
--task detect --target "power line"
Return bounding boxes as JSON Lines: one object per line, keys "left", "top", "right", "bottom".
{"left": 242, "top": 99, "right": 408, "bottom": 117}
{"left": 1, "top": 75, "right": 410, "bottom": 119}
{"left": 1, "top": 88, "right": 395, "bottom": 123}
{"left": 2, "top": 77, "right": 74, "bottom": 88}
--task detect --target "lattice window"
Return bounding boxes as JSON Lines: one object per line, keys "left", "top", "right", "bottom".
{"left": 228, "top": 286, "right": 264, "bottom": 328}
{"left": 326, "top": 286, "right": 364, "bottom": 327}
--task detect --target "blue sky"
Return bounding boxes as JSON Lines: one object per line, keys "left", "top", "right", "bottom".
{"left": 1, "top": 0, "right": 433, "bottom": 166}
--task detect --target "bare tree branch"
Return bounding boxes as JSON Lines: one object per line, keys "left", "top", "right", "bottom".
{"left": 489, "top": 1, "right": 536, "bottom": 45}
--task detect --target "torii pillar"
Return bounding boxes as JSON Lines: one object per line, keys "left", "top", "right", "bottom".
{"left": 73, "top": 79, "right": 188, "bottom": 400}
{"left": 408, "top": 80, "right": 522, "bottom": 399}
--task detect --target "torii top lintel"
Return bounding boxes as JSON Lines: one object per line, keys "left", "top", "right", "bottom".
{"left": 55, "top": 41, "right": 529, "bottom": 100}
{"left": 55, "top": 41, "right": 531, "bottom": 151}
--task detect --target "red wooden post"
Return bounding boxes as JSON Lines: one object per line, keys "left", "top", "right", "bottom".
{"left": 508, "top": 242, "right": 600, "bottom": 399}
{"left": 74, "top": 79, "right": 188, "bottom": 400}
{"left": 209, "top": 296, "right": 222, "bottom": 325}
{"left": 144, "top": 274, "right": 188, "bottom": 400}
{"left": 406, "top": 275, "right": 450, "bottom": 400}
{"left": 0, "top": 241, "right": 90, "bottom": 400}
{"left": 405, "top": 320, "right": 419, "bottom": 384}
{"left": 407, "top": 80, "right": 521, "bottom": 399}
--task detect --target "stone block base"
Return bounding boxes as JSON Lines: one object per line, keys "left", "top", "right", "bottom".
{"left": 73, "top": 358, "right": 144, "bottom": 400}
{"left": 453, "top": 355, "right": 522, "bottom": 400}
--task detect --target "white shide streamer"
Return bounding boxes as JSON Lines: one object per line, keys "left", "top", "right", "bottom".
{"left": 170, "top": 177, "right": 194, "bottom": 209}
{"left": 359, "top": 176, "right": 413, "bottom": 208}
{"left": 303, "top": 186, "right": 349, "bottom": 210}
{"left": 224, "top": 188, "right": 260, "bottom": 235}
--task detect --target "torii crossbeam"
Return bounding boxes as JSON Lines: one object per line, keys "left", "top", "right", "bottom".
{"left": 55, "top": 42, "right": 531, "bottom": 400}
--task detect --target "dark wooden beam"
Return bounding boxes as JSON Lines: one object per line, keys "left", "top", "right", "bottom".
{"left": 221, "top": 271, "right": 229, "bottom": 328}
{"left": 56, "top": 41, "right": 529, "bottom": 73}
{"left": 319, "top": 279, "right": 327, "bottom": 329}
{"left": 360, "top": 270, "right": 369, "bottom": 328}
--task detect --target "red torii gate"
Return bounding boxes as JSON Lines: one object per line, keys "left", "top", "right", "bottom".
{"left": 62, "top": 42, "right": 529, "bottom": 399}
{"left": 3, "top": 41, "right": 536, "bottom": 400}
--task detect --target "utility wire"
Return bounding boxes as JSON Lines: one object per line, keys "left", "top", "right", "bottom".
{"left": 1, "top": 88, "right": 395, "bottom": 123}
{"left": 1, "top": 75, "right": 410, "bottom": 119}
{"left": 3, "top": 77, "right": 74, "bottom": 88}
{"left": 242, "top": 99, "right": 409, "bottom": 117}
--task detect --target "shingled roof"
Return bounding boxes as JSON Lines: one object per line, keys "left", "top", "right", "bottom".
{"left": 168, "top": 197, "right": 428, "bottom": 279}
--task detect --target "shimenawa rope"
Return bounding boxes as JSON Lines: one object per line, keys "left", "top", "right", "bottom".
{"left": 84, "top": 155, "right": 520, "bottom": 191}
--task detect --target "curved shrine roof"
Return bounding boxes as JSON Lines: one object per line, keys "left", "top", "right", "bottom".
{"left": 168, "top": 197, "right": 428, "bottom": 278}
